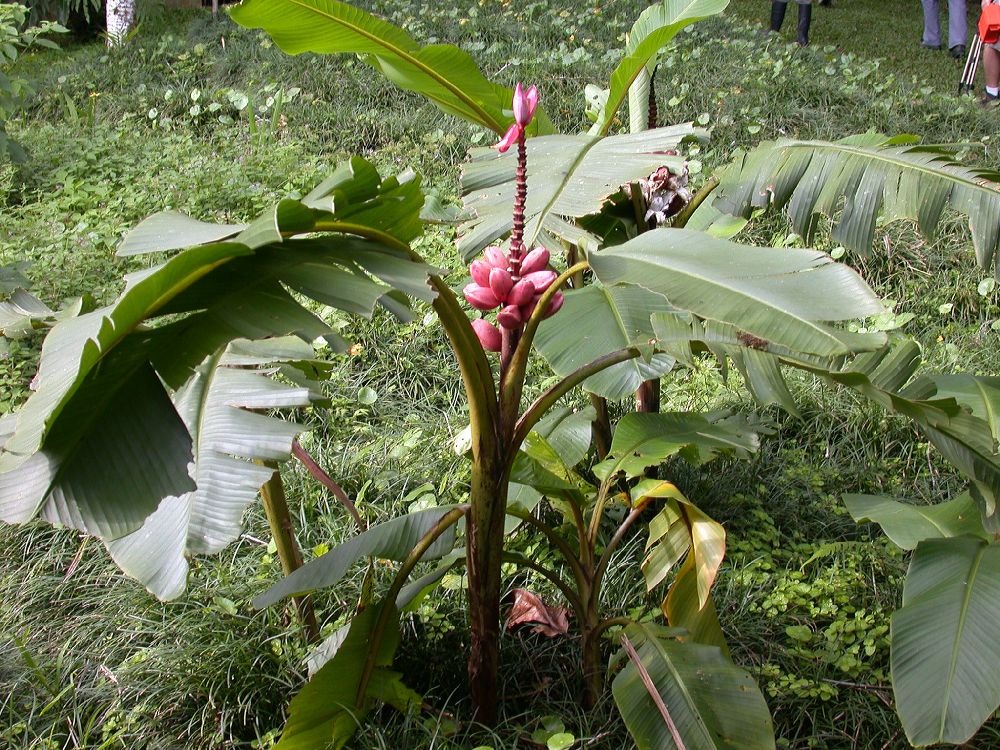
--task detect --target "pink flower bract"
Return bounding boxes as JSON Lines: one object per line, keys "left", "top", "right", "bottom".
{"left": 513, "top": 83, "right": 538, "bottom": 127}
{"left": 496, "top": 123, "right": 521, "bottom": 153}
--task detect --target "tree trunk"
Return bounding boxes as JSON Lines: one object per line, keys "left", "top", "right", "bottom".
{"left": 106, "top": 0, "right": 136, "bottom": 47}
{"left": 466, "top": 447, "right": 508, "bottom": 724}
{"left": 580, "top": 614, "right": 604, "bottom": 709}
{"left": 635, "top": 378, "right": 660, "bottom": 414}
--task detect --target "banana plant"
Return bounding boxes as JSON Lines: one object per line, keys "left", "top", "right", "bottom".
{"left": 256, "top": 406, "right": 776, "bottom": 749}
{"left": 0, "top": 159, "right": 436, "bottom": 579}
{"left": 0, "top": 139, "right": 892, "bottom": 745}
{"left": 844, "top": 373, "right": 1000, "bottom": 748}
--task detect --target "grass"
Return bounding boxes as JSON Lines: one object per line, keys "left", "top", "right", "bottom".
{"left": 2, "top": 0, "right": 1000, "bottom": 748}
{"left": 729, "top": 0, "right": 986, "bottom": 95}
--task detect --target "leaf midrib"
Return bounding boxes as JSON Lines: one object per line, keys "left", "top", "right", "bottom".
{"left": 525, "top": 137, "right": 601, "bottom": 248}
{"left": 645, "top": 626, "right": 717, "bottom": 745}
{"left": 939, "top": 545, "right": 985, "bottom": 739}
{"left": 785, "top": 140, "right": 1000, "bottom": 196}
{"left": 281, "top": 0, "right": 503, "bottom": 133}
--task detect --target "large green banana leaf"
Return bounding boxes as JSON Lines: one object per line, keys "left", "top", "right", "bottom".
{"left": 0, "top": 160, "right": 432, "bottom": 545}
{"left": 105, "top": 337, "right": 326, "bottom": 600}
{"left": 533, "top": 284, "right": 677, "bottom": 400}
{"left": 459, "top": 126, "right": 700, "bottom": 259}
{"left": 588, "top": 228, "right": 886, "bottom": 358}
{"left": 254, "top": 506, "right": 462, "bottom": 607}
{"left": 844, "top": 492, "right": 988, "bottom": 551}
{"left": 891, "top": 537, "right": 1000, "bottom": 746}
{"left": 596, "top": 412, "right": 760, "bottom": 481}
{"left": 612, "top": 622, "right": 775, "bottom": 750}
{"left": 711, "top": 133, "right": 1000, "bottom": 274}
{"left": 533, "top": 228, "right": 884, "bottom": 404}
{"left": 650, "top": 320, "right": 1000, "bottom": 533}
{"left": 274, "top": 601, "right": 417, "bottom": 750}
{"left": 591, "top": 0, "right": 731, "bottom": 136}
{"left": 229, "top": 0, "right": 551, "bottom": 136}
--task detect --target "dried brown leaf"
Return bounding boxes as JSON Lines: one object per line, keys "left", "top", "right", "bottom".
{"left": 505, "top": 588, "right": 571, "bottom": 637}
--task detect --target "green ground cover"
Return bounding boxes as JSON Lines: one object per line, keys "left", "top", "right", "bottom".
{"left": 730, "top": 0, "right": 989, "bottom": 95}
{"left": 1, "top": 1, "right": 999, "bottom": 748}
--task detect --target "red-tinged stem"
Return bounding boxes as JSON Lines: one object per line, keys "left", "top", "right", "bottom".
{"left": 629, "top": 181, "right": 661, "bottom": 417}
{"left": 467, "top": 448, "right": 507, "bottom": 725}
{"left": 636, "top": 379, "right": 661, "bottom": 414}
{"left": 590, "top": 393, "right": 612, "bottom": 461}
{"left": 291, "top": 439, "right": 366, "bottom": 532}
{"left": 281, "top": 215, "right": 508, "bottom": 723}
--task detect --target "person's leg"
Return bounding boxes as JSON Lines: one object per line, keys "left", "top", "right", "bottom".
{"left": 985, "top": 44, "right": 1000, "bottom": 93}
{"left": 922, "top": 0, "right": 942, "bottom": 48}
{"left": 947, "top": 0, "right": 967, "bottom": 55}
{"left": 796, "top": 0, "right": 812, "bottom": 46}
{"left": 770, "top": 0, "right": 789, "bottom": 33}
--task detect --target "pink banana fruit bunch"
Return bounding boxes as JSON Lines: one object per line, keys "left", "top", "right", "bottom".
{"left": 464, "top": 246, "right": 564, "bottom": 352}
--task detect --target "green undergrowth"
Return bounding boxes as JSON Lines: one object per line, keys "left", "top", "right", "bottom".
{"left": 2, "top": 0, "right": 1000, "bottom": 748}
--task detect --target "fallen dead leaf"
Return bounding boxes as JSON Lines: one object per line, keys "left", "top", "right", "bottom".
{"left": 505, "top": 588, "right": 570, "bottom": 637}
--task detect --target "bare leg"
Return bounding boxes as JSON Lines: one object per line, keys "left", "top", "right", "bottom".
{"left": 985, "top": 46, "right": 1000, "bottom": 90}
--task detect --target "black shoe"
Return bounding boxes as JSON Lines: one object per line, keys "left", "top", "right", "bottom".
{"left": 980, "top": 92, "right": 1000, "bottom": 109}
{"left": 769, "top": 1, "right": 788, "bottom": 33}
{"left": 950, "top": 44, "right": 967, "bottom": 59}
{"left": 819, "top": 0, "right": 832, "bottom": 6}
{"left": 922, "top": 42, "right": 942, "bottom": 51}
{"left": 796, "top": 3, "right": 811, "bottom": 46}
